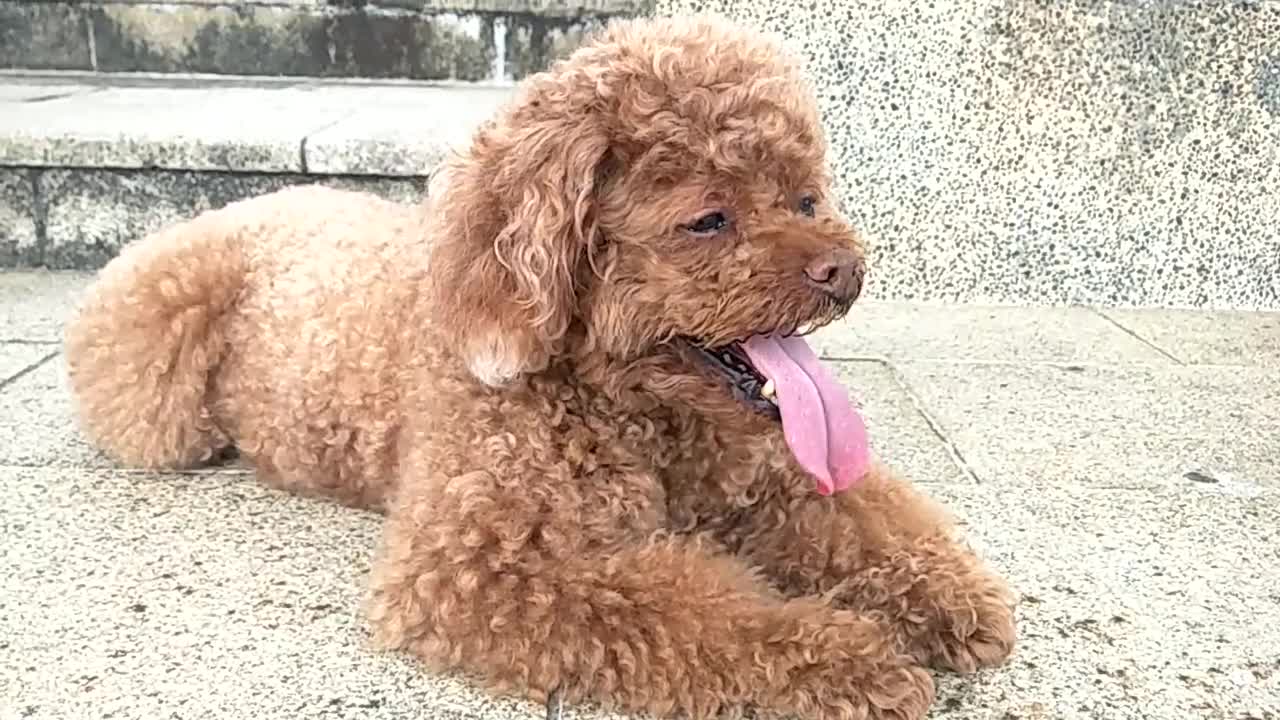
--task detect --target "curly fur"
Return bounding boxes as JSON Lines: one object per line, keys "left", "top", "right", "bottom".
{"left": 64, "top": 15, "right": 1016, "bottom": 720}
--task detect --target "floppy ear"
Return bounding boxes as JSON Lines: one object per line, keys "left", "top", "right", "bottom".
{"left": 427, "top": 78, "right": 610, "bottom": 386}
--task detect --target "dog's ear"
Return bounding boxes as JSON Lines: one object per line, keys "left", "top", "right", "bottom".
{"left": 428, "top": 79, "right": 610, "bottom": 386}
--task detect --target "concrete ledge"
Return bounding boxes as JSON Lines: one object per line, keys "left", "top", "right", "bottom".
{"left": 0, "top": 73, "right": 515, "bottom": 268}
{"left": 0, "top": 74, "right": 514, "bottom": 174}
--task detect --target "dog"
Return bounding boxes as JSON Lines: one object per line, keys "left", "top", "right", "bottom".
{"left": 64, "top": 15, "right": 1016, "bottom": 720}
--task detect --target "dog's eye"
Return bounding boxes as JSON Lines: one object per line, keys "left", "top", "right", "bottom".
{"left": 685, "top": 211, "right": 729, "bottom": 236}
{"left": 799, "top": 195, "right": 818, "bottom": 218}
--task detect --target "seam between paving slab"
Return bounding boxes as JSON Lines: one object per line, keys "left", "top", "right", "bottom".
{"left": 1090, "top": 308, "right": 1185, "bottom": 365}
{"left": 0, "top": 347, "right": 58, "bottom": 392}
{"left": 813, "top": 356, "right": 979, "bottom": 481}
{"left": 545, "top": 687, "right": 564, "bottom": 720}
{"left": 0, "top": 338, "right": 62, "bottom": 346}
{"left": 876, "top": 358, "right": 982, "bottom": 484}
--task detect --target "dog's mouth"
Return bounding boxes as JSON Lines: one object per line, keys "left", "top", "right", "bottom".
{"left": 688, "top": 342, "right": 780, "bottom": 420}
{"left": 682, "top": 330, "right": 872, "bottom": 496}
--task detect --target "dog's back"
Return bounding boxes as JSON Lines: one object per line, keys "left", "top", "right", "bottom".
{"left": 65, "top": 184, "right": 431, "bottom": 510}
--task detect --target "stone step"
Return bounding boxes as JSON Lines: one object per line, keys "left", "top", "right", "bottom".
{"left": 0, "top": 71, "right": 515, "bottom": 268}
{"left": 0, "top": 0, "right": 650, "bottom": 81}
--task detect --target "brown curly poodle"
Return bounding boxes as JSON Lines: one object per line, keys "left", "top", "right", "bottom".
{"left": 64, "top": 15, "right": 1016, "bottom": 720}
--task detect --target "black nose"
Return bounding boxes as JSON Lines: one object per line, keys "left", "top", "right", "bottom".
{"left": 804, "top": 249, "right": 863, "bottom": 302}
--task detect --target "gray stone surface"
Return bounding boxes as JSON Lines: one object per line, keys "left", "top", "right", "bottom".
{"left": 812, "top": 302, "right": 1173, "bottom": 365}
{"left": 3, "top": 277, "right": 1278, "bottom": 720}
{"left": 1101, "top": 307, "right": 1280, "bottom": 367}
{"left": 0, "top": 465, "right": 545, "bottom": 720}
{"left": 0, "top": 1, "right": 94, "bottom": 71}
{"left": 8, "top": 3, "right": 1278, "bottom": 308}
{"left": 0, "top": 169, "right": 39, "bottom": 266}
{"left": 0, "top": 270, "right": 89, "bottom": 342}
{"left": 149, "top": 0, "right": 648, "bottom": 8}
{"left": 0, "top": 355, "right": 113, "bottom": 469}
{"left": 0, "top": 75, "right": 505, "bottom": 177}
{"left": 923, "top": 483, "right": 1280, "bottom": 720}
{"left": 161, "top": 0, "right": 321, "bottom": 5}
{"left": 655, "top": 0, "right": 1280, "bottom": 311}
{"left": 896, "top": 361, "right": 1280, "bottom": 493}
{"left": 502, "top": 13, "right": 606, "bottom": 79}
{"left": 90, "top": 3, "right": 497, "bottom": 81}
{"left": 39, "top": 169, "right": 296, "bottom": 269}
{"left": 829, "top": 360, "right": 971, "bottom": 484}
{"left": 0, "top": 342, "right": 55, "bottom": 384}
{"left": 303, "top": 85, "right": 514, "bottom": 175}
{"left": 0, "top": 79, "right": 96, "bottom": 103}
{"left": 561, "top": 484, "right": 1280, "bottom": 720}
{"left": 410, "top": 0, "right": 649, "bottom": 14}
{"left": 0, "top": 0, "right": 646, "bottom": 82}
{"left": 0, "top": 338, "right": 965, "bottom": 481}
{"left": 39, "top": 170, "right": 427, "bottom": 269}
{"left": 1, "top": 81, "right": 350, "bottom": 173}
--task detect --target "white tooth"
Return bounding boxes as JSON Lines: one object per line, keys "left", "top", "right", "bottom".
{"left": 761, "top": 379, "right": 776, "bottom": 398}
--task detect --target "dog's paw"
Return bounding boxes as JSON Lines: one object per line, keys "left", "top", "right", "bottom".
{"left": 861, "top": 663, "right": 935, "bottom": 720}
{"left": 919, "top": 575, "right": 1017, "bottom": 674}
{"left": 789, "top": 649, "right": 935, "bottom": 720}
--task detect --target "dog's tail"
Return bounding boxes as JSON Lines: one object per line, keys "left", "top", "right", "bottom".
{"left": 65, "top": 209, "right": 247, "bottom": 470}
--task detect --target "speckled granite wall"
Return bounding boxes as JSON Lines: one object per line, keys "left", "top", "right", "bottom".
{"left": 655, "top": 0, "right": 1280, "bottom": 310}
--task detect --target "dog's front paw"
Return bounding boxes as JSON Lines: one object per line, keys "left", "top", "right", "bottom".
{"left": 790, "top": 660, "right": 935, "bottom": 720}
{"left": 860, "top": 663, "right": 936, "bottom": 720}
{"left": 919, "top": 572, "right": 1017, "bottom": 674}
{"left": 766, "top": 614, "right": 936, "bottom": 720}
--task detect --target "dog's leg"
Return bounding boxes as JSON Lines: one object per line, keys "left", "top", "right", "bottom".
{"left": 731, "top": 465, "right": 1017, "bottom": 674}
{"left": 364, "top": 471, "right": 935, "bottom": 720}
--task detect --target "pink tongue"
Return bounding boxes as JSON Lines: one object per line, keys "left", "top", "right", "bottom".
{"left": 741, "top": 335, "right": 871, "bottom": 495}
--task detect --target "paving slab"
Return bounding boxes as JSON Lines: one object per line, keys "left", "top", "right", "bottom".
{"left": 812, "top": 302, "right": 1173, "bottom": 365}
{"left": 896, "top": 361, "right": 1280, "bottom": 493}
{"left": 1099, "top": 307, "right": 1280, "bottom": 367}
{"left": 0, "top": 355, "right": 121, "bottom": 469}
{"left": 540, "top": 482, "right": 1280, "bottom": 720}
{"left": 0, "top": 465, "right": 544, "bottom": 720}
{"left": 828, "top": 360, "right": 970, "bottom": 484}
{"left": 4, "top": 269, "right": 1277, "bottom": 719}
{"left": 923, "top": 483, "right": 1280, "bottom": 720}
{"left": 0, "top": 270, "right": 88, "bottom": 341}
{"left": 0, "top": 342, "right": 56, "bottom": 383}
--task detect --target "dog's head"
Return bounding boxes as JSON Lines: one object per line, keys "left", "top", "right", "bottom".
{"left": 431, "top": 15, "right": 865, "bottom": 377}
{"left": 429, "top": 15, "right": 871, "bottom": 492}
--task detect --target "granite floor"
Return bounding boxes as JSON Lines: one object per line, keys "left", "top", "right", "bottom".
{"left": 1, "top": 270, "right": 1277, "bottom": 720}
